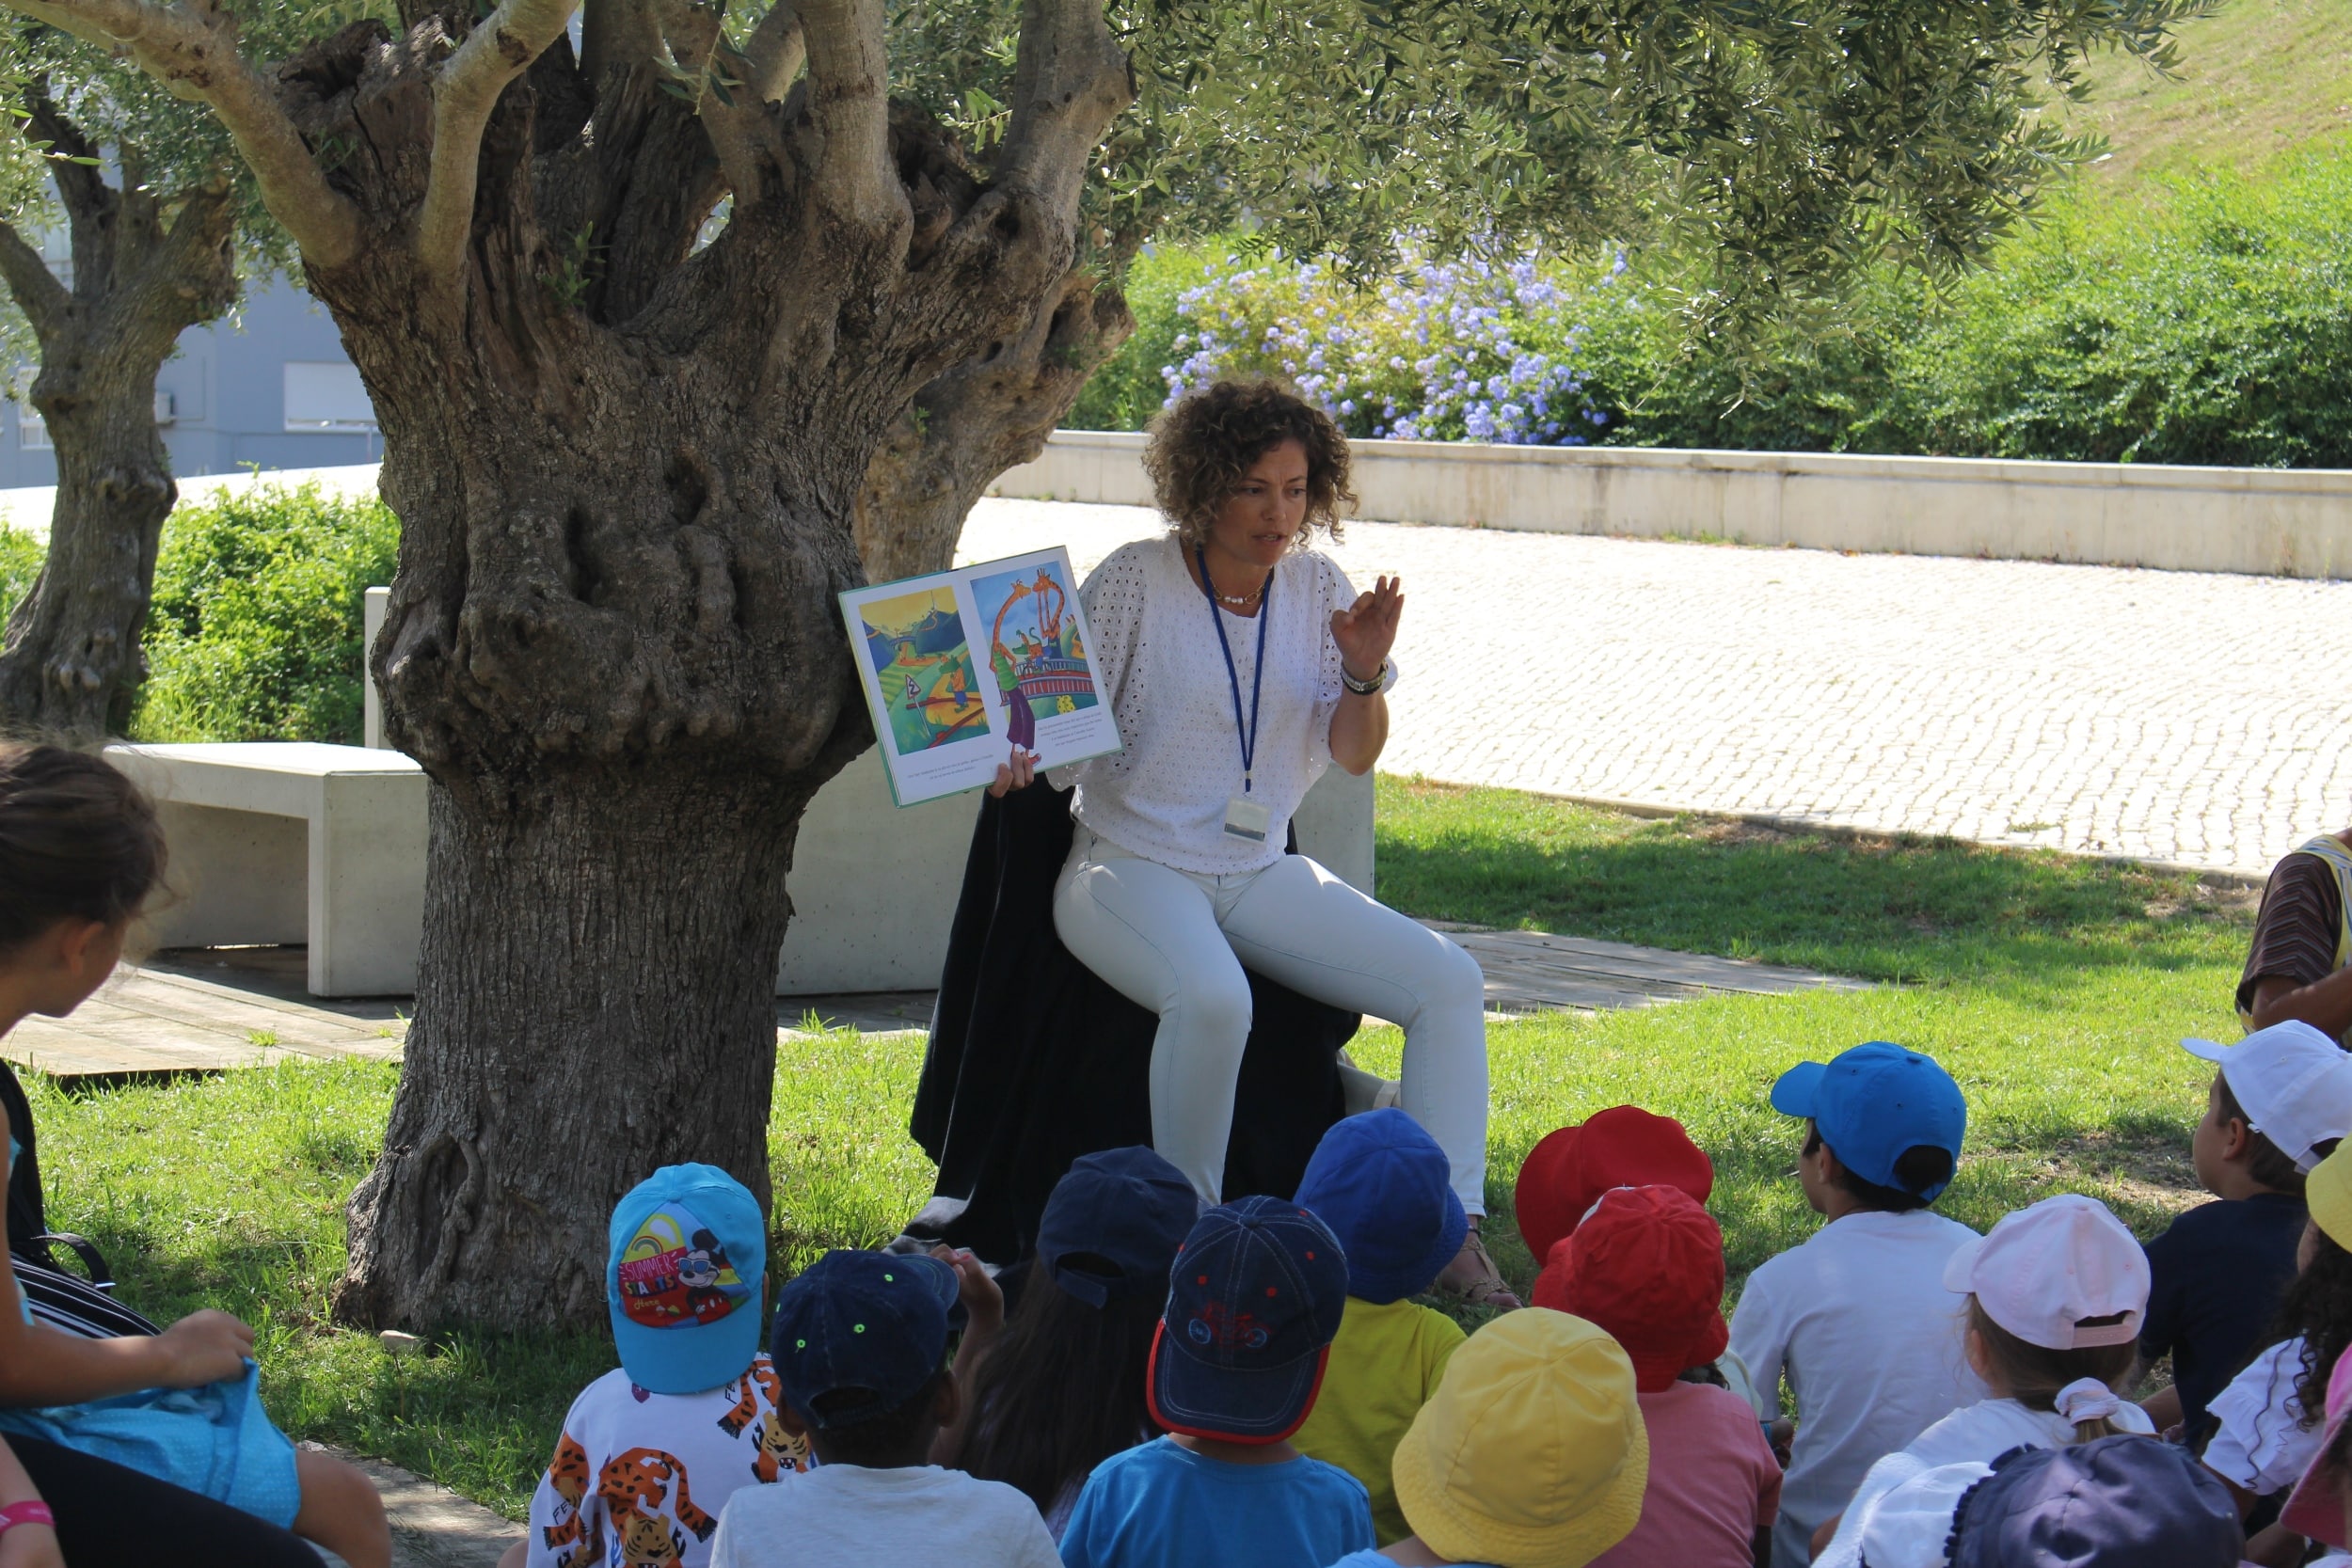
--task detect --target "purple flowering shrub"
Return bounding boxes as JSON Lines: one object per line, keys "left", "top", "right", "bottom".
{"left": 1161, "top": 248, "right": 1622, "bottom": 444}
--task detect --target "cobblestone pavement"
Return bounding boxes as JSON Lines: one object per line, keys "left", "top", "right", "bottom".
{"left": 961, "top": 500, "right": 2352, "bottom": 876}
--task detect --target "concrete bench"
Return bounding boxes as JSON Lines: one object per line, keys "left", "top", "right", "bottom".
{"left": 104, "top": 742, "right": 428, "bottom": 998}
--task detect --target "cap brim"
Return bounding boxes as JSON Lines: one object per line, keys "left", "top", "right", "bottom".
{"left": 1770, "top": 1061, "right": 1829, "bottom": 1119}
{"left": 1940, "top": 1234, "right": 1989, "bottom": 1295}
{"left": 2179, "top": 1037, "right": 2232, "bottom": 1063}
{"left": 610, "top": 1294, "right": 765, "bottom": 1396}
{"left": 1146, "top": 1321, "right": 1328, "bottom": 1443}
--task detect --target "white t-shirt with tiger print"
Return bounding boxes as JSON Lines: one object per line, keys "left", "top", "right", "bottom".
{"left": 524, "top": 1353, "right": 812, "bottom": 1568}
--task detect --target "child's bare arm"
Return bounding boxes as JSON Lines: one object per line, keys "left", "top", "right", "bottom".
{"left": 0, "top": 1103, "right": 257, "bottom": 1408}
{"left": 0, "top": 1437, "right": 58, "bottom": 1568}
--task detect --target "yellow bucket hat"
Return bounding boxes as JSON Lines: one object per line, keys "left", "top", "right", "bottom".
{"left": 1391, "top": 1308, "right": 1650, "bottom": 1568}
{"left": 2311, "top": 1143, "right": 2352, "bottom": 1253}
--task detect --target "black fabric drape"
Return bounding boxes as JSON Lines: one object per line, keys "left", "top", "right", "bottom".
{"left": 909, "top": 783, "right": 1356, "bottom": 1264}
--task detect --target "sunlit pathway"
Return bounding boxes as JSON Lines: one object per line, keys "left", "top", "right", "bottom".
{"left": 961, "top": 499, "right": 2352, "bottom": 875}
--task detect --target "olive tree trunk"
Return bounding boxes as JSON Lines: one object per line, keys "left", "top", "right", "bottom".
{"left": 0, "top": 96, "right": 237, "bottom": 743}
{"left": 163, "top": 3, "right": 1140, "bottom": 1331}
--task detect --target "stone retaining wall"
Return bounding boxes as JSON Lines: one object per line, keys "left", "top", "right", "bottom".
{"left": 992, "top": 430, "right": 2352, "bottom": 579}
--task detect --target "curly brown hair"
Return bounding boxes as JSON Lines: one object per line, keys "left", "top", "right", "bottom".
{"left": 1143, "top": 379, "right": 1356, "bottom": 551}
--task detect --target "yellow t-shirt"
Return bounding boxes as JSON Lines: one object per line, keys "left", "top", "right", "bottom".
{"left": 1293, "top": 1296, "right": 1466, "bottom": 1544}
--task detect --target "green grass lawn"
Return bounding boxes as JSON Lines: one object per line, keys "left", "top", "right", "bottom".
{"left": 27, "top": 776, "right": 2256, "bottom": 1515}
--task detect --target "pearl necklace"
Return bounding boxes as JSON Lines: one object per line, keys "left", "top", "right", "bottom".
{"left": 1214, "top": 583, "right": 1263, "bottom": 609}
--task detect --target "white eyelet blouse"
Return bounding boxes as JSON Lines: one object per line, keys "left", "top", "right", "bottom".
{"left": 1051, "top": 534, "right": 1398, "bottom": 875}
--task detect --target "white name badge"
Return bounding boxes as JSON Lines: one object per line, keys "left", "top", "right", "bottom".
{"left": 1223, "top": 795, "right": 1272, "bottom": 843}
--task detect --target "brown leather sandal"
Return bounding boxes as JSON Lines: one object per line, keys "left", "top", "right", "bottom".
{"left": 1433, "top": 1226, "right": 1522, "bottom": 1310}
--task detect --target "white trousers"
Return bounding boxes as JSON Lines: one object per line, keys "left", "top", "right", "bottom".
{"left": 1052, "top": 828, "right": 1491, "bottom": 1212}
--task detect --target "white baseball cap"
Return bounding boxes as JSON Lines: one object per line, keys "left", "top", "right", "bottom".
{"left": 2182, "top": 1020, "right": 2352, "bottom": 1173}
{"left": 1943, "top": 1194, "right": 2149, "bottom": 1351}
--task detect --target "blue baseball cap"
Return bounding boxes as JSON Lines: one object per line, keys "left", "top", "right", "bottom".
{"left": 607, "top": 1164, "right": 768, "bottom": 1395}
{"left": 1295, "top": 1110, "right": 1468, "bottom": 1306}
{"left": 1036, "top": 1147, "right": 1198, "bottom": 1309}
{"left": 1771, "top": 1042, "right": 1966, "bottom": 1200}
{"left": 1149, "top": 1196, "right": 1348, "bottom": 1444}
{"left": 769, "top": 1249, "right": 961, "bottom": 1429}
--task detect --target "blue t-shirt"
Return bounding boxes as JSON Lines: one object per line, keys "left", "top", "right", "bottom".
{"left": 2140, "top": 1192, "right": 2309, "bottom": 1432}
{"left": 1325, "top": 1556, "right": 1498, "bottom": 1568}
{"left": 1059, "top": 1436, "right": 1375, "bottom": 1568}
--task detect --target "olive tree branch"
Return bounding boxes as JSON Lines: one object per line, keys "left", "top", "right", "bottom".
{"left": 418, "top": 0, "right": 579, "bottom": 286}
{"left": 799, "top": 0, "right": 896, "bottom": 229}
{"left": 0, "top": 214, "right": 66, "bottom": 341}
{"left": 700, "top": 0, "right": 802, "bottom": 208}
{"left": 997, "top": 0, "right": 1130, "bottom": 217}
{"left": 0, "top": 0, "right": 362, "bottom": 268}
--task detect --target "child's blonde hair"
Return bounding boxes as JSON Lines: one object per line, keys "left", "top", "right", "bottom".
{"left": 1966, "top": 1297, "right": 2139, "bottom": 1441}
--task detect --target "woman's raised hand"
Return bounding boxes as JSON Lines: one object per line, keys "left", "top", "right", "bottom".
{"left": 986, "top": 744, "right": 1039, "bottom": 798}
{"left": 1330, "top": 574, "right": 1403, "bottom": 683}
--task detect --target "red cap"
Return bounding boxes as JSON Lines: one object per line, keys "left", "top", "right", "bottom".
{"left": 1514, "top": 1106, "right": 1713, "bottom": 1264}
{"left": 1534, "top": 1185, "right": 1728, "bottom": 1393}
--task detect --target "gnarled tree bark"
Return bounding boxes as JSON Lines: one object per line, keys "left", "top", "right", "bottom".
{"left": 116, "top": 1, "right": 1139, "bottom": 1330}
{"left": 853, "top": 267, "right": 1132, "bottom": 583}
{"left": 0, "top": 90, "right": 238, "bottom": 742}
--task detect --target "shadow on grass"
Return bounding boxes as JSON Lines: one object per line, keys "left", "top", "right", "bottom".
{"left": 1375, "top": 776, "right": 2255, "bottom": 988}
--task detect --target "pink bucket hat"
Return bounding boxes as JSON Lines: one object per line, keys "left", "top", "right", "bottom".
{"left": 2282, "top": 1348, "right": 2352, "bottom": 1547}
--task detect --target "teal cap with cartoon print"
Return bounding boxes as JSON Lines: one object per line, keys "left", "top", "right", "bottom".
{"left": 607, "top": 1164, "right": 767, "bottom": 1395}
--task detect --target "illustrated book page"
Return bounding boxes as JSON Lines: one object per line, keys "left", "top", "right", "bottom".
{"left": 837, "top": 546, "right": 1122, "bottom": 806}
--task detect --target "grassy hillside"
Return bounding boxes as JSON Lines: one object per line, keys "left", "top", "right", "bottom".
{"left": 2060, "top": 0, "right": 2352, "bottom": 182}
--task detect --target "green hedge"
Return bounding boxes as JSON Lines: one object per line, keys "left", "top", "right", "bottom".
{"left": 132, "top": 483, "right": 400, "bottom": 745}
{"left": 0, "top": 483, "right": 399, "bottom": 744}
{"left": 1078, "top": 143, "right": 2352, "bottom": 467}
{"left": 0, "top": 524, "right": 39, "bottom": 625}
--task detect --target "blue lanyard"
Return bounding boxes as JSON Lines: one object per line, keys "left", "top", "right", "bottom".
{"left": 1196, "top": 547, "right": 1274, "bottom": 793}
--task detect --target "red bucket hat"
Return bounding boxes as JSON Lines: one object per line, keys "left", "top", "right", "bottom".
{"left": 1514, "top": 1106, "right": 1714, "bottom": 1264}
{"left": 1533, "top": 1184, "right": 1728, "bottom": 1393}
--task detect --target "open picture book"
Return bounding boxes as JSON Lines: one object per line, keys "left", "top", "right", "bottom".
{"left": 838, "top": 546, "right": 1123, "bottom": 806}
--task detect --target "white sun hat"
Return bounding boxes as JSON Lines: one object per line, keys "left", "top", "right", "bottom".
{"left": 2182, "top": 1020, "right": 2352, "bottom": 1173}
{"left": 1943, "top": 1194, "right": 2148, "bottom": 1351}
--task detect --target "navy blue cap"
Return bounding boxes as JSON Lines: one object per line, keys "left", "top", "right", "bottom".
{"left": 1037, "top": 1147, "right": 1198, "bottom": 1309}
{"left": 1295, "top": 1110, "right": 1468, "bottom": 1305}
{"left": 1772, "top": 1041, "right": 1966, "bottom": 1200}
{"left": 768, "top": 1250, "right": 960, "bottom": 1429}
{"left": 1149, "top": 1196, "right": 1348, "bottom": 1445}
{"left": 1946, "top": 1434, "right": 2243, "bottom": 1568}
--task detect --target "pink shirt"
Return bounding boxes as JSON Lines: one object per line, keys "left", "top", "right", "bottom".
{"left": 1590, "top": 1382, "right": 1783, "bottom": 1568}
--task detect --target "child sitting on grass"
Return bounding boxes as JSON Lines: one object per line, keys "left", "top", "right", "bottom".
{"left": 1836, "top": 1433, "right": 2245, "bottom": 1568}
{"left": 1290, "top": 1110, "right": 1470, "bottom": 1544}
{"left": 0, "top": 740, "right": 388, "bottom": 1568}
{"left": 2140, "top": 1022, "right": 2352, "bottom": 1439}
{"left": 504, "top": 1164, "right": 806, "bottom": 1568}
{"left": 1325, "top": 1308, "right": 1650, "bottom": 1568}
{"left": 1726, "top": 1041, "right": 1980, "bottom": 1568}
{"left": 949, "top": 1146, "right": 1197, "bottom": 1539}
{"left": 1812, "top": 1192, "right": 2155, "bottom": 1568}
{"left": 1057, "top": 1196, "right": 1374, "bottom": 1568}
{"left": 1514, "top": 1104, "right": 1713, "bottom": 1268}
{"left": 1539, "top": 1185, "right": 1781, "bottom": 1568}
{"left": 2200, "top": 1140, "right": 2352, "bottom": 1534}
{"left": 712, "top": 1249, "right": 1058, "bottom": 1567}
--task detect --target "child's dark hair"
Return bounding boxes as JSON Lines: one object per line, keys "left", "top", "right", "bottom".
{"left": 804, "top": 1368, "right": 949, "bottom": 1467}
{"left": 1803, "top": 1124, "right": 1954, "bottom": 1212}
{"left": 2279, "top": 1225, "right": 2352, "bottom": 1429}
{"left": 957, "top": 1270, "right": 1163, "bottom": 1513}
{"left": 1965, "top": 1299, "right": 2140, "bottom": 1441}
{"left": 2215, "top": 1073, "right": 2328, "bottom": 1199}
{"left": 0, "top": 742, "right": 165, "bottom": 956}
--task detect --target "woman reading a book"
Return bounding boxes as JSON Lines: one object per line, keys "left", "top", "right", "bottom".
{"left": 988, "top": 378, "right": 1513, "bottom": 1307}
